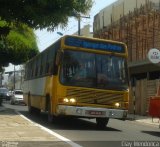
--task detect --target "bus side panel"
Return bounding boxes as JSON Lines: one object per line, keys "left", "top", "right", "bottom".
{"left": 23, "top": 77, "right": 46, "bottom": 110}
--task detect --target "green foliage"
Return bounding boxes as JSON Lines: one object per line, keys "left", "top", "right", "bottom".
{"left": 0, "top": 21, "right": 39, "bottom": 67}
{"left": 0, "top": 0, "right": 92, "bottom": 69}
{"left": 0, "top": 0, "right": 93, "bottom": 30}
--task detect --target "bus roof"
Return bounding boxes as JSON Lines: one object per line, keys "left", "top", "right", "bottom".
{"left": 26, "top": 35, "right": 127, "bottom": 64}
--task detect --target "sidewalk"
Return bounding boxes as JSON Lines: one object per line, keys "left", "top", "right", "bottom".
{"left": 0, "top": 105, "right": 73, "bottom": 147}
{"left": 127, "top": 113, "right": 160, "bottom": 128}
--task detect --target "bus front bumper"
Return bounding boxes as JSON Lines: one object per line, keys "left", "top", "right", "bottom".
{"left": 56, "top": 105, "right": 128, "bottom": 119}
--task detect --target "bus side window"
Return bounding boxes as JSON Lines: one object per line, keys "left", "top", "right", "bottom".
{"left": 35, "top": 65, "right": 38, "bottom": 77}
{"left": 40, "top": 55, "right": 44, "bottom": 76}
{"left": 34, "top": 59, "right": 38, "bottom": 78}
{"left": 49, "top": 61, "right": 53, "bottom": 74}
{"left": 27, "top": 63, "right": 31, "bottom": 79}
{"left": 31, "top": 61, "right": 35, "bottom": 78}
{"left": 53, "top": 53, "right": 59, "bottom": 75}
{"left": 40, "top": 64, "right": 43, "bottom": 76}
{"left": 36, "top": 55, "right": 41, "bottom": 76}
{"left": 40, "top": 51, "right": 47, "bottom": 76}
{"left": 45, "top": 62, "right": 49, "bottom": 74}
{"left": 48, "top": 47, "right": 56, "bottom": 75}
{"left": 38, "top": 55, "right": 43, "bottom": 76}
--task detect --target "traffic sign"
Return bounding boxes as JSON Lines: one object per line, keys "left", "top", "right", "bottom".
{"left": 147, "top": 48, "right": 160, "bottom": 64}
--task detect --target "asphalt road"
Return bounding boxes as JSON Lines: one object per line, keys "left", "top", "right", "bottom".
{"left": 3, "top": 102, "right": 160, "bottom": 147}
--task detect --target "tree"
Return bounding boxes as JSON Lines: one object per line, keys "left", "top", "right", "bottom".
{"left": 0, "top": 0, "right": 93, "bottom": 30}
{"left": 0, "top": 21, "right": 39, "bottom": 71}
{"left": 0, "top": 0, "right": 92, "bottom": 71}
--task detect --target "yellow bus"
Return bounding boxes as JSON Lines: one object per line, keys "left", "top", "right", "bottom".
{"left": 23, "top": 35, "right": 129, "bottom": 128}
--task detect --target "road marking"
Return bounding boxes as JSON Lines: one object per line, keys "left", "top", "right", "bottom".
{"left": 15, "top": 110, "right": 82, "bottom": 147}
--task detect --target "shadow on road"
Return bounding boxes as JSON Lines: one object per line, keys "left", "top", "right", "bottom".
{"left": 141, "top": 131, "right": 160, "bottom": 137}
{"left": 20, "top": 111, "right": 121, "bottom": 132}
{"left": 0, "top": 107, "right": 18, "bottom": 116}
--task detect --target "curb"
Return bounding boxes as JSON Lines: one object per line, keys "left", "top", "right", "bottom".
{"left": 127, "top": 114, "right": 160, "bottom": 128}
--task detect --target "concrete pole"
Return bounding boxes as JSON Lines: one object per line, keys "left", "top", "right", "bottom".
{"left": 0, "top": 73, "right": 2, "bottom": 87}
{"left": 14, "top": 65, "right": 15, "bottom": 90}
{"left": 78, "top": 16, "right": 81, "bottom": 36}
{"left": 77, "top": 15, "right": 90, "bottom": 36}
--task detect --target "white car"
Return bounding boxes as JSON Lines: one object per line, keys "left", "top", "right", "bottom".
{"left": 10, "top": 90, "right": 24, "bottom": 105}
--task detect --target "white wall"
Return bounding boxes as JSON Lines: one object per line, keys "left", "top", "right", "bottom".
{"left": 94, "top": 0, "right": 160, "bottom": 32}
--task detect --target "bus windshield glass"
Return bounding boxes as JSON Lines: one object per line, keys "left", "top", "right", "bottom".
{"left": 60, "top": 50, "right": 128, "bottom": 90}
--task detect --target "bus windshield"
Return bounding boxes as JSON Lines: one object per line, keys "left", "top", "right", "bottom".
{"left": 60, "top": 50, "right": 128, "bottom": 90}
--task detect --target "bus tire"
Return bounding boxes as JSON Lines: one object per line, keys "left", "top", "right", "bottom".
{"left": 28, "top": 93, "right": 34, "bottom": 114}
{"left": 47, "top": 96, "right": 54, "bottom": 123}
{"left": 96, "top": 117, "right": 109, "bottom": 129}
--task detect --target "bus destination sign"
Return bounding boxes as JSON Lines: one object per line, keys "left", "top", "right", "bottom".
{"left": 65, "top": 36, "right": 125, "bottom": 53}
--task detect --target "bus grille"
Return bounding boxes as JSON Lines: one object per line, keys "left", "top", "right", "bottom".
{"left": 66, "top": 87, "right": 124, "bottom": 106}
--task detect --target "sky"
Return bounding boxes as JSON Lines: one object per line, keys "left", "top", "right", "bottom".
{"left": 5, "top": 0, "right": 117, "bottom": 72}
{"left": 35, "top": 0, "right": 117, "bottom": 52}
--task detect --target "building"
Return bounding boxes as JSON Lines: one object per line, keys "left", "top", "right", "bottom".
{"left": 93, "top": 0, "right": 160, "bottom": 115}
{"left": 73, "top": 24, "right": 93, "bottom": 37}
{"left": 3, "top": 69, "right": 24, "bottom": 90}
{"left": 73, "top": 24, "right": 93, "bottom": 38}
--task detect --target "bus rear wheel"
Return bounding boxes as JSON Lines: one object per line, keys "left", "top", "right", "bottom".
{"left": 47, "top": 100, "right": 55, "bottom": 123}
{"left": 28, "top": 96, "right": 33, "bottom": 113}
{"left": 96, "top": 117, "right": 109, "bottom": 129}
{"left": 28, "top": 102, "right": 34, "bottom": 114}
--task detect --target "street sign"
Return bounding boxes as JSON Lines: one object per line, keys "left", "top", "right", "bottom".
{"left": 147, "top": 48, "right": 160, "bottom": 64}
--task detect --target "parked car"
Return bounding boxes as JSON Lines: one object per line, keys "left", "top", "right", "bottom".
{"left": 0, "top": 87, "right": 11, "bottom": 101}
{"left": 10, "top": 89, "right": 24, "bottom": 105}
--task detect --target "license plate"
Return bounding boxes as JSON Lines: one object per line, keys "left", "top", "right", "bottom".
{"left": 86, "top": 110, "right": 105, "bottom": 116}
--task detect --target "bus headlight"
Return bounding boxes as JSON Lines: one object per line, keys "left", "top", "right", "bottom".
{"left": 62, "top": 98, "right": 76, "bottom": 103}
{"left": 115, "top": 102, "right": 120, "bottom": 107}
{"left": 69, "top": 98, "right": 76, "bottom": 103}
{"left": 63, "top": 98, "right": 69, "bottom": 103}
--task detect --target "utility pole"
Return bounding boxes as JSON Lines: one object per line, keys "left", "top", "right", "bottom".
{"left": 13, "top": 65, "right": 15, "bottom": 90}
{"left": 0, "top": 72, "right": 2, "bottom": 87}
{"left": 72, "top": 11, "right": 90, "bottom": 36}
{"left": 78, "top": 15, "right": 81, "bottom": 36}
{"left": 0, "top": 67, "right": 4, "bottom": 87}
{"left": 77, "top": 15, "right": 90, "bottom": 36}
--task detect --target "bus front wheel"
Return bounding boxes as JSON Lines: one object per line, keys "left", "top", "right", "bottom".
{"left": 96, "top": 117, "right": 109, "bottom": 129}
{"left": 47, "top": 100, "right": 54, "bottom": 123}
